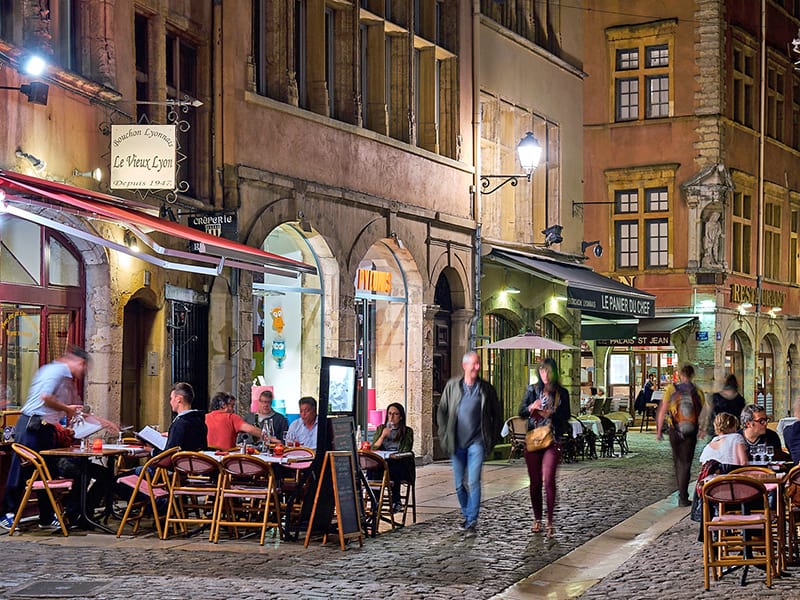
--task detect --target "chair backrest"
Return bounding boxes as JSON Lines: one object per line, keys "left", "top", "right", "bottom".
{"left": 507, "top": 416, "right": 528, "bottom": 440}
{"left": 727, "top": 466, "right": 775, "bottom": 477}
{"left": 11, "top": 443, "right": 55, "bottom": 481}
{"left": 785, "top": 464, "right": 800, "bottom": 507}
{"left": 141, "top": 446, "right": 180, "bottom": 472}
{"left": 598, "top": 415, "right": 615, "bottom": 435}
{"left": 220, "top": 454, "right": 272, "bottom": 479}
{"left": 702, "top": 474, "right": 767, "bottom": 505}
{"left": 283, "top": 447, "right": 314, "bottom": 471}
{"left": 171, "top": 451, "right": 222, "bottom": 479}
{"left": 358, "top": 449, "right": 388, "bottom": 475}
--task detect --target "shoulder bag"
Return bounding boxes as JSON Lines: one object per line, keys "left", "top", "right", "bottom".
{"left": 525, "top": 391, "right": 560, "bottom": 452}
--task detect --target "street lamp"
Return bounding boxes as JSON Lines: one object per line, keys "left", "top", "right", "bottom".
{"left": 480, "top": 131, "right": 542, "bottom": 195}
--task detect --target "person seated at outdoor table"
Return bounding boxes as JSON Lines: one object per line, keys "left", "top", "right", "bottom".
{"left": 245, "top": 389, "right": 289, "bottom": 444}
{"left": 370, "top": 402, "right": 415, "bottom": 513}
{"left": 783, "top": 397, "right": 800, "bottom": 464}
{"left": 56, "top": 409, "right": 121, "bottom": 528}
{"left": 738, "top": 404, "right": 790, "bottom": 462}
{"left": 285, "top": 396, "right": 318, "bottom": 449}
{"left": 698, "top": 413, "right": 748, "bottom": 470}
{"left": 582, "top": 388, "right": 597, "bottom": 415}
{"left": 206, "top": 392, "right": 261, "bottom": 450}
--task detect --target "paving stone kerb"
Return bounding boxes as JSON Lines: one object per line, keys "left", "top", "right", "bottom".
{"left": 1, "top": 434, "right": 678, "bottom": 600}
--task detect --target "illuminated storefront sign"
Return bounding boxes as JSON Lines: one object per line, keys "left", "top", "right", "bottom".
{"left": 356, "top": 269, "right": 392, "bottom": 295}
{"left": 110, "top": 124, "right": 177, "bottom": 189}
{"left": 730, "top": 283, "right": 785, "bottom": 307}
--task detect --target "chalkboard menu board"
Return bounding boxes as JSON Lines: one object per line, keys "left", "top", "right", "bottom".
{"left": 329, "top": 416, "right": 355, "bottom": 453}
{"left": 304, "top": 451, "right": 363, "bottom": 550}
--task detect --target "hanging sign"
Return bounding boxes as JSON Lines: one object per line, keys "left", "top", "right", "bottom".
{"left": 110, "top": 124, "right": 177, "bottom": 189}
{"left": 355, "top": 269, "right": 392, "bottom": 294}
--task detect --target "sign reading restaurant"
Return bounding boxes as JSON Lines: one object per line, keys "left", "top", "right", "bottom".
{"left": 730, "top": 283, "right": 785, "bottom": 308}
{"left": 567, "top": 286, "right": 655, "bottom": 318}
{"left": 110, "top": 124, "right": 177, "bottom": 190}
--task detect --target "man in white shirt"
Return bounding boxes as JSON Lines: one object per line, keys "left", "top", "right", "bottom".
{"left": 286, "top": 397, "right": 318, "bottom": 449}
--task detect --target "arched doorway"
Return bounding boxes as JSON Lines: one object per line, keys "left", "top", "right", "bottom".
{"left": 121, "top": 292, "right": 159, "bottom": 429}
{"left": 255, "top": 223, "right": 329, "bottom": 422}
{"left": 758, "top": 336, "right": 777, "bottom": 417}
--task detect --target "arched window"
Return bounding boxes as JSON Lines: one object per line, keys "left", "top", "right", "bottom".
{"left": 0, "top": 215, "right": 85, "bottom": 408}
{"left": 725, "top": 334, "right": 745, "bottom": 389}
{"left": 758, "top": 337, "right": 775, "bottom": 416}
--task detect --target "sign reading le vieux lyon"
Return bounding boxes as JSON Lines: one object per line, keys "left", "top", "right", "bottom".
{"left": 110, "top": 124, "right": 176, "bottom": 190}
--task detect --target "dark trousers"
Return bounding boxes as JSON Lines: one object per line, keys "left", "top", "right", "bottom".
{"left": 524, "top": 444, "right": 559, "bottom": 522}
{"left": 669, "top": 429, "right": 698, "bottom": 503}
{"left": 2, "top": 414, "right": 57, "bottom": 524}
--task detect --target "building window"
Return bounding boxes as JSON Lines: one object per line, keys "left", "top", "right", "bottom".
{"left": 616, "top": 189, "right": 638, "bottom": 213}
{"left": 134, "top": 13, "right": 151, "bottom": 121}
{"left": 610, "top": 35, "right": 672, "bottom": 123}
{"left": 732, "top": 42, "right": 755, "bottom": 128}
{"left": 646, "top": 219, "right": 668, "bottom": 267}
{"left": 616, "top": 221, "right": 639, "bottom": 268}
{"left": 732, "top": 191, "right": 753, "bottom": 275}
{"left": 166, "top": 32, "right": 199, "bottom": 197}
{"left": 646, "top": 187, "right": 669, "bottom": 211}
{"left": 253, "top": 1, "right": 458, "bottom": 158}
{"left": 766, "top": 63, "right": 785, "bottom": 142}
{"left": 764, "top": 201, "right": 782, "bottom": 280}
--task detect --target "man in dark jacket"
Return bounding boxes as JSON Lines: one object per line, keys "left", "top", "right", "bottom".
{"left": 437, "top": 351, "right": 502, "bottom": 536}
{"left": 164, "top": 382, "right": 207, "bottom": 452}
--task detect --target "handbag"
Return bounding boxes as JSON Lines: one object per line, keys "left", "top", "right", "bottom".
{"left": 525, "top": 425, "right": 553, "bottom": 452}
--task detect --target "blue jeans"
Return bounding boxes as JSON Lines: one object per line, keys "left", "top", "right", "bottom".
{"left": 452, "top": 441, "right": 484, "bottom": 525}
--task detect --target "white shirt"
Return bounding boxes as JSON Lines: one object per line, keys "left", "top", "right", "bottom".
{"left": 699, "top": 432, "right": 747, "bottom": 465}
{"left": 287, "top": 417, "right": 318, "bottom": 449}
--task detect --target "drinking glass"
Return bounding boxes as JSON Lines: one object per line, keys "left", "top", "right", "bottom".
{"left": 757, "top": 443, "right": 767, "bottom": 463}
{"left": 765, "top": 445, "right": 775, "bottom": 463}
{"left": 749, "top": 446, "right": 758, "bottom": 463}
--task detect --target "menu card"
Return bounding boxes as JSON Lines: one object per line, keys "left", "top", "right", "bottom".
{"left": 134, "top": 425, "right": 166, "bottom": 451}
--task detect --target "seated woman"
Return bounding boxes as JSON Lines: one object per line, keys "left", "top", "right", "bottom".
{"left": 370, "top": 402, "right": 414, "bottom": 513}
{"left": 699, "top": 412, "right": 748, "bottom": 470}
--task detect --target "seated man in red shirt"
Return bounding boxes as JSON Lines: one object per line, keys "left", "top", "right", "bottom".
{"left": 205, "top": 392, "right": 262, "bottom": 450}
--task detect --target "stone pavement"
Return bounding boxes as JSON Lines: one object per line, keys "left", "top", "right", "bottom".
{"left": 2, "top": 432, "right": 778, "bottom": 600}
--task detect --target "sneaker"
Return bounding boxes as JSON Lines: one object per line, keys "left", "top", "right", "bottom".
{"left": 464, "top": 522, "right": 477, "bottom": 538}
{"left": 457, "top": 519, "right": 469, "bottom": 531}
{"left": 38, "top": 518, "right": 61, "bottom": 530}
{"left": 0, "top": 514, "right": 14, "bottom": 530}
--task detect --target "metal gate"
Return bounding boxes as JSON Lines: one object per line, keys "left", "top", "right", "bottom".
{"left": 170, "top": 300, "right": 208, "bottom": 412}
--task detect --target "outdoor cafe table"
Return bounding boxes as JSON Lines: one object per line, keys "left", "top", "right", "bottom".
{"left": 40, "top": 445, "right": 141, "bottom": 533}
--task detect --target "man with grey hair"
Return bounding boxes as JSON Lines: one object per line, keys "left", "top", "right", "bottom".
{"left": 738, "top": 404, "right": 789, "bottom": 461}
{"left": 437, "top": 351, "right": 502, "bottom": 536}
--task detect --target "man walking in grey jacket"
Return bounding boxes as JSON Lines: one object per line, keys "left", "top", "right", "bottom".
{"left": 437, "top": 351, "right": 502, "bottom": 536}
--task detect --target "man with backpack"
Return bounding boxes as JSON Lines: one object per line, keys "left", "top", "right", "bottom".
{"left": 655, "top": 364, "right": 706, "bottom": 507}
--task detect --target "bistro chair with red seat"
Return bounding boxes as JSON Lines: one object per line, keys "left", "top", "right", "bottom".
{"left": 211, "top": 454, "right": 282, "bottom": 545}
{"left": 785, "top": 464, "right": 800, "bottom": 563}
{"left": 358, "top": 449, "right": 395, "bottom": 533}
{"left": 728, "top": 465, "right": 786, "bottom": 574}
{"left": 163, "top": 451, "right": 223, "bottom": 540}
{"left": 115, "top": 446, "right": 179, "bottom": 539}
{"left": 701, "top": 474, "right": 774, "bottom": 590}
{"left": 9, "top": 443, "right": 72, "bottom": 537}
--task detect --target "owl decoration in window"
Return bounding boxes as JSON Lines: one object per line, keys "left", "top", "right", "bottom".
{"left": 272, "top": 337, "right": 286, "bottom": 369}
{"left": 271, "top": 306, "right": 284, "bottom": 334}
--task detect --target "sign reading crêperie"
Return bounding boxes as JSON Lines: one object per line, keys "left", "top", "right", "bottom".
{"left": 110, "top": 124, "right": 176, "bottom": 190}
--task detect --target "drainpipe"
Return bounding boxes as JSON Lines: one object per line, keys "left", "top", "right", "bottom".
{"left": 468, "top": 0, "right": 482, "bottom": 351}
{"left": 755, "top": 0, "right": 766, "bottom": 402}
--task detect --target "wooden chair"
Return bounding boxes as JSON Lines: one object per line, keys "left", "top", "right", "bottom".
{"left": 785, "top": 464, "right": 800, "bottom": 563}
{"left": 504, "top": 416, "right": 527, "bottom": 462}
{"left": 702, "top": 474, "right": 774, "bottom": 590}
{"left": 115, "top": 447, "right": 179, "bottom": 538}
{"left": 163, "top": 451, "right": 223, "bottom": 540}
{"left": 9, "top": 443, "right": 72, "bottom": 537}
{"left": 358, "top": 449, "right": 395, "bottom": 532}
{"left": 276, "top": 447, "right": 314, "bottom": 538}
{"left": 211, "top": 454, "right": 282, "bottom": 545}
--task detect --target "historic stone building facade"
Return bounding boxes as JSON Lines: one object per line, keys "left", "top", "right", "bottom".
{"left": 582, "top": 0, "right": 800, "bottom": 417}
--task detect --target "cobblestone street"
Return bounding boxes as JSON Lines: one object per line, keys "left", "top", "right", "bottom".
{"left": 5, "top": 433, "right": 787, "bottom": 600}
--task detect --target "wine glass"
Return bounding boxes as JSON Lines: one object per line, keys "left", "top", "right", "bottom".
{"left": 749, "top": 446, "right": 758, "bottom": 463}
{"left": 757, "top": 443, "right": 767, "bottom": 463}
{"left": 765, "top": 445, "right": 775, "bottom": 463}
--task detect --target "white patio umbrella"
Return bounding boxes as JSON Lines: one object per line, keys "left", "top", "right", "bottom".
{"left": 478, "top": 332, "right": 577, "bottom": 351}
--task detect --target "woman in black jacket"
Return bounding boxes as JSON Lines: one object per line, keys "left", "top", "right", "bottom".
{"left": 518, "top": 357, "right": 571, "bottom": 539}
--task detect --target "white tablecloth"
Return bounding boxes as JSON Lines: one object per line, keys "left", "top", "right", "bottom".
{"left": 569, "top": 418, "right": 623, "bottom": 437}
